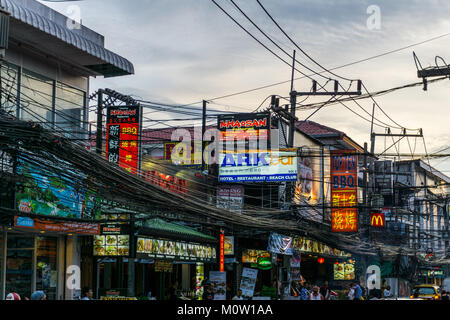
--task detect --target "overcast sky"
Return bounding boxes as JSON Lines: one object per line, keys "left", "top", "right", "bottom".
{"left": 39, "top": 0, "right": 450, "bottom": 173}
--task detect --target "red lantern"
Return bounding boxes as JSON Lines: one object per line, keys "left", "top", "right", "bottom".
{"left": 317, "top": 257, "right": 325, "bottom": 264}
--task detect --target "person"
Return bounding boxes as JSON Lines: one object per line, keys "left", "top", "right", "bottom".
{"left": 320, "top": 281, "right": 330, "bottom": 300}
{"left": 353, "top": 282, "right": 362, "bottom": 300}
{"left": 81, "top": 287, "right": 93, "bottom": 300}
{"left": 383, "top": 285, "right": 392, "bottom": 298}
{"left": 30, "top": 291, "right": 46, "bottom": 300}
{"left": 6, "top": 292, "right": 21, "bottom": 300}
{"left": 202, "top": 283, "right": 214, "bottom": 300}
{"left": 232, "top": 289, "right": 244, "bottom": 300}
{"left": 168, "top": 282, "right": 178, "bottom": 300}
{"left": 308, "top": 286, "right": 324, "bottom": 300}
{"left": 346, "top": 284, "right": 355, "bottom": 300}
{"left": 441, "top": 290, "right": 449, "bottom": 300}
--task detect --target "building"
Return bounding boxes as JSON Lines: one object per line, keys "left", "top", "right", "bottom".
{"left": 0, "top": 0, "right": 133, "bottom": 300}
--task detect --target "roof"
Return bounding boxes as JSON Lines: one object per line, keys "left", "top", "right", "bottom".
{"left": 296, "top": 120, "right": 344, "bottom": 138}
{"left": 142, "top": 125, "right": 216, "bottom": 144}
{"left": 296, "top": 120, "right": 364, "bottom": 152}
{"left": 138, "top": 218, "right": 216, "bottom": 242}
{"left": 2, "top": 0, "right": 134, "bottom": 77}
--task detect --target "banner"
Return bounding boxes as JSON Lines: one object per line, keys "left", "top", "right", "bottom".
{"left": 209, "top": 271, "right": 227, "bottom": 300}
{"left": 14, "top": 216, "right": 99, "bottom": 235}
{"left": 218, "top": 112, "right": 270, "bottom": 141}
{"left": 267, "top": 233, "right": 293, "bottom": 255}
{"left": 218, "top": 150, "right": 298, "bottom": 183}
{"left": 106, "top": 105, "right": 142, "bottom": 175}
{"left": 330, "top": 150, "right": 358, "bottom": 232}
{"left": 216, "top": 185, "right": 244, "bottom": 213}
{"left": 240, "top": 267, "right": 258, "bottom": 299}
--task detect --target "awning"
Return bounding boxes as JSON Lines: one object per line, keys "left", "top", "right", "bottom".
{"left": 138, "top": 218, "right": 216, "bottom": 242}
{"left": 1, "top": 0, "right": 134, "bottom": 77}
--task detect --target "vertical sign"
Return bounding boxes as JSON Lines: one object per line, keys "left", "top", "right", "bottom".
{"left": 219, "top": 231, "right": 225, "bottom": 272}
{"left": 106, "top": 106, "right": 142, "bottom": 175}
{"left": 330, "top": 150, "right": 358, "bottom": 232}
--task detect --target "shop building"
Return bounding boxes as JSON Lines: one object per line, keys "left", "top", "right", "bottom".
{"left": 0, "top": 0, "right": 133, "bottom": 300}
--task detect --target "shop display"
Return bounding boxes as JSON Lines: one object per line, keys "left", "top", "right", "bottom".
{"left": 93, "top": 235, "right": 129, "bottom": 257}
{"left": 209, "top": 271, "right": 227, "bottom": 300}
{"left": 136, "top": 236, "right": 216, "bottom": 262}
{"left": 242, "top": 249, "right": 270, "bottom": 264}
{"left": 334, "top": 261, "right": 355, "bottom": 281}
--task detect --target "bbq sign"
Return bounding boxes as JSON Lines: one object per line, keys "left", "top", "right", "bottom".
{"left": 330, "top": 150, "right": 358, "bottom": 233}
{"left": 106, "top": 106, "right": 142, "bottom": 175}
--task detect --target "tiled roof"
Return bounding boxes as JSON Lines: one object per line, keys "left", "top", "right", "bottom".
{"left": 295, "top": 120, "right": 344, "bottom": 137}
{"left": 142, "top": 125, "right": 216, "bottom": 144}
{"left": 139, "top": 218, "right": 216, "bottom": 241}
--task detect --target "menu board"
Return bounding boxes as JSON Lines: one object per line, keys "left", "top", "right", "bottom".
{"left": 292, "top": 236, "right": 351, "bottom": 258}
{"left": 242, "top": 249, "right": 271, "bottom": 264}
{"left": 93, "top": 235, "right": 129, "bottom": 256}
{"left": 240, "top": 268, "right": 258, "bottom": 299}
{"left": 136, "top": 237, "right": 216, "bottom": 262}
{"left": 333, "top": 262, "right": 355, "bottom": 281}
{"left": 209, "top": 271, "right": 227, "bottom": 300}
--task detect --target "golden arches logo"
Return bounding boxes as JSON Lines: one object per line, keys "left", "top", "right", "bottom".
{"left": 370, "top": 214, "right": 385, "bottom": 227}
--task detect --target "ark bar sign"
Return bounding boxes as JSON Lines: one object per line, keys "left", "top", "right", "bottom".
{"left": 218, "top": 150, "right": 298, "bottom": 183}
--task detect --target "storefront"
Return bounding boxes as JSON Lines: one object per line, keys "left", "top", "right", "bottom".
{"left": 0, "top": 217, "right": 100, "bottom": 300}
{"left": 93, "top": 218, "right": 217, "bottom": 300}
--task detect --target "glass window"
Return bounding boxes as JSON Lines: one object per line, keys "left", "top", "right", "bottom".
{"left": 55, "top": 82, "right": 85, "bottom": 138}
{"left": 36, "top": 237, "right": 58, "bottom": 300}
{"left": 5, "top": 235, "right": 34, "bottom": 299}
{"left": 20, "top": 69, "right": 54, "bottom": 127}
{"left": 0, "top": 61, "right": 19, "bottom": 116}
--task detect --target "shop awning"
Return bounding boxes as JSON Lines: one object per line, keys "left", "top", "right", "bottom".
{"left": 1, "top": 0, "right": 134, "bottom": 77}
{"left": 138, "top": 218, "right": 216, "bottom": 242}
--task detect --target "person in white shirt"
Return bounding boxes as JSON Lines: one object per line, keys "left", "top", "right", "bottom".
{"left": 347, "top": 284, "right": 355, "bottom": 300}
{"left": 232, "top": 289, "right": 244, "bottom": 300}
{"left": 309, "top": 286, "right": 324, "bottom": 300}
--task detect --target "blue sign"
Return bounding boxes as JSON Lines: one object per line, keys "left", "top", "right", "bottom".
{"left": 16, "top": 216, "right": 34, "bottom": 228}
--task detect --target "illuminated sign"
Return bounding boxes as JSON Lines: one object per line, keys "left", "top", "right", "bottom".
{"left": 370, "top": 212, "right": 385, "bottom": 227}
{"left": 141, "top": 170, "right": 187, "bottom": 196}
{"left": 219, "top": 232, "right": 225, "bottom": 272}
{"left": 14, "top": 216, "right": 99, "bottom": 235}
{"left": 218, "top": 150, "right": 298, "bottom": 183}
{"left": 330, "top": 150, "right": 358, "bottom": 233}
{"left": 106, "top": 105, "right": 142, "bottom": 175}
{"left": 218, "top": 112, "right": 270, "bottom": 141}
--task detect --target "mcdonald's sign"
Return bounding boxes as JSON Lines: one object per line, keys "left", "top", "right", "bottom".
{"left": 370, "top": 213, "right": 385, "bottom": 227}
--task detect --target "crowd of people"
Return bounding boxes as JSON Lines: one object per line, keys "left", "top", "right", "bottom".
{"left": 4, "top": 287, "right": 94, "bottom": 301}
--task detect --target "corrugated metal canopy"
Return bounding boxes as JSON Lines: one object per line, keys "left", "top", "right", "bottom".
{"left": 1, "top": 0, "right": 134, "bottom": 77}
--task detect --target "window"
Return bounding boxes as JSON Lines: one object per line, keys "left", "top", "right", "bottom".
{"left": 20, "top": 69, "right": 54, "bottom": 126}
{"left": 0, "top": 61, "right": 19, "bottom": 116}
{"left": 414, "top": 287, "right": 436, "bottom": 295}
{"left": 55, "top": 82, "right": 85, "bottom": 138}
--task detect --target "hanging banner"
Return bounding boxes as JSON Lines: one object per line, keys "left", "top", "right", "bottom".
{"left": 106, "top": 105, "right": 142, "bottom": 175}
{"left": 330, "top": 150, "right": 358, "bottom": 232}
{"left": 239, "top": 267, "right": 258, "bottom": 299}
{"left": 267, "top": 232, "right": 293, "bottom": 255}
{"left": 209, "top": 271, "right": 227, "bottom": 300}
{"left": 219, "top": 232, "right": 225, "bottom": 272}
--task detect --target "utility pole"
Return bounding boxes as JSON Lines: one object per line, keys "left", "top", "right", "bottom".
{"left": 201, "top": 100, "right": 207, "bottom": 172}
{"left": 95, "top": 89, "right": 104, "bottom": 155}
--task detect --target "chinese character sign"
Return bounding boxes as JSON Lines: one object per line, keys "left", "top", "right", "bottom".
{"left": 330, "top": 150, "right": 358, "bottom": 232}
{"left": 106, "top": 106, "right": 142, "bottom": 175}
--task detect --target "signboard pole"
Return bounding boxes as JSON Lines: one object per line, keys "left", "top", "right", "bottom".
{"left": 127, "top": 213, "right": 135, "bottom": 297}
{"left": 95, "top": 89, "right": 103, "bottom": 155}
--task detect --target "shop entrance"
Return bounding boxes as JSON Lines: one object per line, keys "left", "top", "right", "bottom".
{"left": 5, "top": 235, "right": 34, "bottom": 299}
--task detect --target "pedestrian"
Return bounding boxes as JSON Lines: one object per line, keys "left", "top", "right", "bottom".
{"left": 353, "top": 282, "right": 362, "bottom": 300}
{"left": 346, "top": 284, "right": 355, "bottom": 300}
{"left": 202, "top": 282, "right": 214, "bottom": 300}
{"left": 320, "top": 281, "right": 330, "bottom": 300}
{"left": 441, "top": 290, "right": 449, "bottom": 300}
{"left": 383, "top": 285, "right": 392, "bottom": 298}
{"left": 6, "top": 292, "right": 21, "bottom": 300}
{"left": 232, "top": 289, "right": 244, "bottom": 300}
{"left": 30, "top": 290, "right": 46, "bottom": 300}
{"left": 308, "top": 286, "right": 324, "bottom": 300}
{"left": 81, "top": 287, "right": 93, "bottom": 300}
{"left": 168, "top": 282, "right": 179, "bottom": 300}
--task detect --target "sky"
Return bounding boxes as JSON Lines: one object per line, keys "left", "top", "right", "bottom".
{"left": 38, "top": 0, "right": 450, "bottom": 173}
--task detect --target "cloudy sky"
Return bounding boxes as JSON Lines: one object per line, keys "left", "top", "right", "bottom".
{"left": 39, "top": 0, "right": 450, "bottom": 173}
